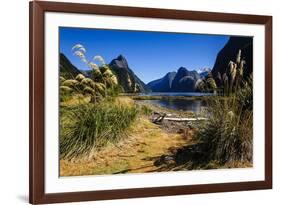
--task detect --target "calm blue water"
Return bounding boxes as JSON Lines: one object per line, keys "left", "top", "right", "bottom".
{"left": 138, "top": 92, "right": 211, "bottom": 112}
{"left": 139, "top": 92, "right": 214, "bottom": 97}
{"left": 143, "top": 99, "right": 207, "bottom": 112}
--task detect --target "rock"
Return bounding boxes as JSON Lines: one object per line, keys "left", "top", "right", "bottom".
{"left": 109, "top": 55, "right": 150, "bottom": 93}
{"left": 147, "top": 67, "right": 201, "bottom": 92}
{"left": 147, "top": 72, "right": 176, "bottom": 92}
{"left": 154, "top": 155, "right": 175, "bottom": 166}
{"left": 171, "top": 67, "right": 200, "bottom": 92}
{"left": 59, "top": 53, "right": 83, "bottom": 79}
{"left": 211, "top": 36, "right": 253, "bottom": 86}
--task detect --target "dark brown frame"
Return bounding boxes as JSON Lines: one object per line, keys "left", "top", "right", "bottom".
{"left": 29, "top": 1, "right": 272, "bottom": 204}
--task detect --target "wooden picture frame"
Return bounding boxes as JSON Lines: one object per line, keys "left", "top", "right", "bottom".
{"left": 29, "top": 1, "right": 272, "bottom": 204}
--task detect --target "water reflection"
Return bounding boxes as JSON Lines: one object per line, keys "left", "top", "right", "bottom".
{"left": 143, "top": 99, "right": 207, "bottom": 113}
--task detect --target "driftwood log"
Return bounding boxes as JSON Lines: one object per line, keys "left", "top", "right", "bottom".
{"left": 164, "top": 117, "right": 207, "bottom": 121}
{"left": 152, "top": 112, "right": 167, "bottom": 124}
{"left": 152, "top": 111, "right": 207, "bottom": 124}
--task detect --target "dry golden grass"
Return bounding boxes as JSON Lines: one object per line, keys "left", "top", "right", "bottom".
{"left": 60, "top": 117, "right": 191, "bottom": 176}
{"left": 60, "top": 94, "right": 90, "bottom": 106}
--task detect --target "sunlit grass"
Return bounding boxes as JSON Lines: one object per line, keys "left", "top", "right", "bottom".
{"left": 60, "top": 97, "right": 138, "bottom": 159}
{"left": 196, "top": 78, "right": 253, "bottom": 164}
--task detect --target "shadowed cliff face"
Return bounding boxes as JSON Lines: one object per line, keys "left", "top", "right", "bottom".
{"left": 171, "top": 67, "right": 201, "bottom": 92}
{"left": 211, "top": 36, "right": 253, "bottom": 86}
{"left": 147, "top": 72, "right": 176, "bottom": 92}
{"left": 109, "top": 55, "right": 150, "bottom": 93}
{"left": 59, "top": 53, "right": 83, "bottom": 79}
{"left": 148, "top": 67, "right": 201, "bottom": 92}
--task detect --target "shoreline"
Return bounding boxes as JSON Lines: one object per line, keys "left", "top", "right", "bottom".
{"left": 122, "top": 94, "right": 214, "bottom": 101}
{"left": 134, "top": 98, "right": 206, "bottom": 134}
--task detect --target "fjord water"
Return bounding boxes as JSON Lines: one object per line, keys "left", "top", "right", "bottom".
{"left": 139, "top": 92, "right": 214, "bottom": 97}
{"left": 139, "top": 92, "right": 212, "bottom": 113}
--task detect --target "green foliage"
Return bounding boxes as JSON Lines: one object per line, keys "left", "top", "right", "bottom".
{"left": 195, "top": 73, "right": 217, "bottom": 93}
{"left": 139, "top": 105, "right": 153, "bottom": 116}
{"left": 60, "top": 101, "right": 139, "bottom": 159}
{"left": 106, "top": 85, "right": 123, "bottom": 97}
{"left": 196, "top": 77, "right": 253, "bottom": 164}
{"left": 60, "top": 86, "right": 73, "bottom": 102}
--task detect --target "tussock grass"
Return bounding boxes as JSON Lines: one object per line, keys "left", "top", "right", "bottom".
{"left": 60, "top": 117, "right": 189, "bottom": 176}
{"left": 60, "top": 98, "right": 138, "bottom": 159}
{"left": 196, "top": 78, "right": 253, "bottom": 164}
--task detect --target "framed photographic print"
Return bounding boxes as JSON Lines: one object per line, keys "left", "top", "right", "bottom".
{"left": 29, "top": 1, "right": 272, "bottom": 204}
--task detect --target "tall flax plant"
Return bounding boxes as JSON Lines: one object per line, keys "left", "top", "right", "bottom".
{"left": 60, "top": 101, "right": 138, "bottom": 159}
{"left": 197, "top": 75, "right": 253, "bottom": 164}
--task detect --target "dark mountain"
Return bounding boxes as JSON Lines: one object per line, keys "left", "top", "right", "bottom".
{"left": 211, "top": 36, "right": 253, "bottom": 86}
{"left": 147, "top": 72, "right": 176, "bottom": 92}
{"left": 147, "top": 67, "right": 201, "bottom": 92}
{"left": 59, "top": 53, "right": 82, "bottom": 79}
{"left": 109, "top": 55, "right": 150, "bottom": 93}
{"left": 80, "top": 70, "right": 92, "bottom": 77}
{"left": 171, "top": 67, "right": 201, "bottom": 92}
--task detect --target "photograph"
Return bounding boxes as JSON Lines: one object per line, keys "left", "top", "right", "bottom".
{"left": 59, "top": 27, "right": 253, "bottom": 177}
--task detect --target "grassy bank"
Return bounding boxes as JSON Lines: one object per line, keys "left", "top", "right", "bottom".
{"left": 60, "top": 117, "right": 191, "bottom": 176}
{"left": 194, "top": 78, "right": 253, "bottom": 165}
{"left": 60, "top": 97, "right": 139, "bottom": 159}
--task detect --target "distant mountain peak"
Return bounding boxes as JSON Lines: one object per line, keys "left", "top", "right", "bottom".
{"left": 197, "top": 67, "right": 211, "bottom": 74}
{"left": 177, "top": 67, "right": 187, "bottom": 72}
{"left": 166, "top": 71, "right": 177, "bottom": 76}
{"left": 110, "top": 55, "right": 129, "bottom": 69}
{"left": 148, "top": 67, "right": 201, "bottom": 92}
{"left": 117, "top": 54, "right": 126, "bottom": 60}
{"left": 109, "top": 55, "right": 149, "bottom": 93}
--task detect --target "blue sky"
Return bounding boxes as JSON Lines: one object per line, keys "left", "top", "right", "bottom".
{"left": 59, "top": 27, "right": 229, "bottom": 83}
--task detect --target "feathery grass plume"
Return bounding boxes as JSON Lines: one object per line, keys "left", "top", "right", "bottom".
{"left": 206, "top": 77, "right": 217, "bottom": 90}
{"left": 60, "top": 85, "right": 73, "bottom": 102}
{"left": 103, "top": 67, "right": 114, "bottom": 77}
{"left": 72, "top": 44, "right": 85, "bottom": 51}
{"left": 216, "top": 72, "right": 222, "bottom": 85}
{"left": 93, "top": 82, "right": 106, "bottom": 96}
{"left": 92, "top": 68, "right": 102, "bottom": 80}
{"left": 227, "top": 61, "right": 237, "bottom": 93}
{"left": 88, "top": 62, "right": 99, "bottom": 70}
{"left": 59, "top": 76, "right": 66, "bottom": 84}
{"left": 59, "top": 101, "right": 139, "bottom": 159}
{"left": 60, "top": 85, "right": 73, "bottom": 93}
{"left": 62, "top": 79, "right": 79, "bottom": 88}
{"left": 78, "top": 47, "right": 86, "bottom": 53}
{"left": 230, "top": 66, "right": 237, "bottom": 92}
{"left": 236, "top": 49, "right": 242, "bottom": 65}
{"left": 110, "top": 75, "right": 118, "bottom": 85}
{"left": 81, "top": 78, "right": 106, "bottom": 97}
{"left": 101, "top": 67, "right": 117, "bottom": 87}
{"left": 238, "top": 59, "right": 246, "bottom": 77}
{"left": 222, "top": 73, "right": 229, "bottom": 95}
{"left": 93, "top": 55, "right": 105, "bottom": 65}
{"left": 75, "top": 74, "right": 85, "bottom": 82}
{"left": 195, "top": 79, "right": 206, "bottom": 92}
{"left": 72, "top": 44, "right": 89, "bottom": 64}
{"left": 80, "top": 78, "right": 100, "bottom": 103}
{"left": 73, "top": 50, "right": 85, "bottom": 59}
{"left": 196, "top": 77, "right": 253, "bottom": 165}
{"left": 83, "top": 86, "right": 95, "bottom": 95}
{"left": 81, "top": 78, "right": 94, "bottom": 87}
